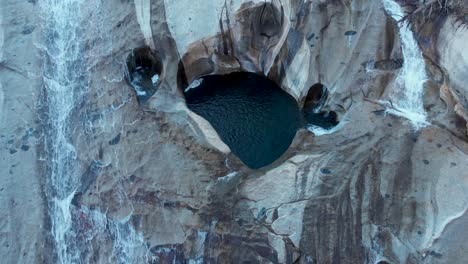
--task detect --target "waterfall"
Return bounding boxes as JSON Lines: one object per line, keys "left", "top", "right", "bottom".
{"left": 381, "top": 0, "right": 429, "bottom": 129}
{"left": 41, "top": 1, "right": 148, "bottom": 263}
{"left": 109, "top": 216, "right": 150, "bottom": 264}
{"left": 41, "top": 0, "right": 89, "bottom": 262}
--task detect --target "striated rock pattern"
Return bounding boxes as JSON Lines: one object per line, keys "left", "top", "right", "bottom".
{"left": 0, "top": 0, "right": 467, "bottom": 263}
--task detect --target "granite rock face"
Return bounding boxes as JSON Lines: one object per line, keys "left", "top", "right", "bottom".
{"left": 0, "top": 0, "right": 467, "bottom": 263}
{"left": 415, "top": 14, "right": 468, "bottom": 136}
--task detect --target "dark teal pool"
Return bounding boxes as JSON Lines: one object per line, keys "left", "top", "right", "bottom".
{"left": 184, "top": 72, "right": 336, "bottom": 169}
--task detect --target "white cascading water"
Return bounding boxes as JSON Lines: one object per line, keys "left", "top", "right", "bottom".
{"left": 41, "top": 1, "right": 148, "bottom": 263}
{"left": 41, "top": 0, "right": 88, "bottom": 262}
{"left": 381, "top": 0, "right": 429, "bottom": 129}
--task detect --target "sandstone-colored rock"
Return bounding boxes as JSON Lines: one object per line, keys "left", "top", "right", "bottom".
{"left": 1, "top": 0, "right": 467, "bottom": 263}
{"left": 134, "top": 0, "right": 154, "bottom": 50}
{"left": 437, "top": 16, "right": 468, "bottom": 135}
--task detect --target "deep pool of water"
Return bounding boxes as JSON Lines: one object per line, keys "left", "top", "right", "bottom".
{"left": 184, "top": 72, "right": 335, "bottom": 169}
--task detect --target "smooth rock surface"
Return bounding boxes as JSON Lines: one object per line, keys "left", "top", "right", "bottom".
{"left": 0, "top": 0, "right": 467, "bottom": 263}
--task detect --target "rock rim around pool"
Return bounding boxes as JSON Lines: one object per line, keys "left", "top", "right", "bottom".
{"left": 183, "top": 71, "right": 338, "bottom": 169}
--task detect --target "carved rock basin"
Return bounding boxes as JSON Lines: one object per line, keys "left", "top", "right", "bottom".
{"left": 184, "top": 71, "right": 337, "bottom": 169}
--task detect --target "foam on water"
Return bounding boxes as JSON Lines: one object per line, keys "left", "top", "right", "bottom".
{"left": 151, "top": 74, "right": 160, "bottom": 85}
{"left": 185, "top": 78, "right": 203, "bottom": 92}
{"left": 307, "top": 119, "right": 348, "bottom": 136}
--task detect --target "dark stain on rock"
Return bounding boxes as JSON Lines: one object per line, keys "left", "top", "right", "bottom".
{"left": 257, "top": 2, "right": 282, "bottom": 38}
{"left": 203, "top": 232, "right": 278, "bottom": 263}
{"left": 450, "top": 162, "right": 457, "bottom": 166}
{"left": 77, "top": 161, "right": 102, "bottom": 195}
{"left": 429, "top": 250, "right": 443, "bottom": 258}
{"left": 20, "top": 145, "right": 30, "bottom": 151}
{"left": 108, "top": 133, "right": 121, "bottom": 145}
{"left": 9, "top": 149, "right": 17, "bottom": 154}
{"left": 320, "top": 168, "right": 331, "bottom": 174}
{"left": 373, "top": 59, "right": 404, "bottom": 70}
{"left": 423, "top": 159, "right": 429, "bottom": 164}
{"left": 129, "top": 175, "right": 136, "bottom": 182}
{"left": 21, "top": 25, "right": 35, "bottom": 35}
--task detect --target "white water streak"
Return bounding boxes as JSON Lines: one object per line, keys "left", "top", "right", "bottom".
{"left": 381, "top": 0, "right": 429, "bottom": 129}
{"left": 41, "top": 1, "right": 148, "bottom": 262}
{"left": 109, "top": 216, "right": 150, "bottom": 264}
{"left": 307, "top": 119, "right": 348, "bottom": 136}
{"left": 41, "top": 1, "right": 88, "bottom": 262}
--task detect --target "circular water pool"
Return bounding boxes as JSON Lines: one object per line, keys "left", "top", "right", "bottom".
{"left": 184, "top": 72, "right": 338, "bottom": 169}
{"left": 184, "top": 72, "right": 301, "bottom": 169}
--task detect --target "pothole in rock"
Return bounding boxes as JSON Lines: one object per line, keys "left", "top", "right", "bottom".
{"left": 362, "top": 59, "right": 403, "bottom": 71}
{"left": 183, "top": 72, "right": 338, "bottom": 169}
{"left": 303, "top": 83, "right": 339, "bottom": 130}
{"left": 126, "top": 46, "right": 162, "bottom": 102}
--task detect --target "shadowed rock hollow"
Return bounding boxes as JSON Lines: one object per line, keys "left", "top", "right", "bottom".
{"left": 126, "top": 46, "right": 163, "bottom": 101}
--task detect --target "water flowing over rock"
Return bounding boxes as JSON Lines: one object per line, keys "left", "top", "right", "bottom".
{"left": 380, "top": 0, "right": 429, "bottom": 129}
{"left": 0, "top": 0, "right": 467, "bottom": 263}
{"left": 40, "top": 1, "right": 88, "bottom": 261}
